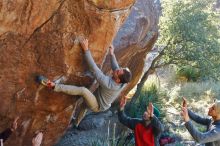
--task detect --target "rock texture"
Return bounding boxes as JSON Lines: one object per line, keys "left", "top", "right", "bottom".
{"left": 57, "top": 0, "right": 160, "bottom": 145}
{"left": 56, "top": 110, "right": 120, "bottom": 146}
{"left": 104, "top": 0, "right": 160, "bottom": 96}
{"left": 0, "top": 0, "right": 159, "bottom": 146}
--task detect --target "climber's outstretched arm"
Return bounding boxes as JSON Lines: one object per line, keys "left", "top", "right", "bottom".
{"left": 79, "top": 38, "right": 111, "bottom": 88}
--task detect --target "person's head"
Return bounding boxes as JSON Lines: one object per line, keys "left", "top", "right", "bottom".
{"left": 112, "top": 68, "right": 132, "bottom": 84}
{"left": 208, "top": 100, "right": 220, "bottom": 120}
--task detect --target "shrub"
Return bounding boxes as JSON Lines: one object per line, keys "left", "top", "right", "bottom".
{"left": 176, "top": 66, "right": 200, "bottom": 82}
{"left": 129, "top": 83, "right": 165, "bottom": 119}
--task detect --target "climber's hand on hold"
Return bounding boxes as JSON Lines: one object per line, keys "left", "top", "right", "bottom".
{"left": 79, "top": 37, "right": 89, "bottom": 52}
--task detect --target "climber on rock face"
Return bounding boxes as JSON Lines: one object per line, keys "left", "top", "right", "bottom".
{"left": 36, "top": 37, "right": 132, "bottom": 128}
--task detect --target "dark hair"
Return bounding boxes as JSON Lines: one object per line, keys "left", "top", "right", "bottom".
{"left": 119, "top": 68, "right": 132, "bottom": 83}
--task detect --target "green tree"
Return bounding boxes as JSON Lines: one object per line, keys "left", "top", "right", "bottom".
{"left": 127, "top": 0, "right": 220, "bottom": 108}
{"left": 157, "top": 0, "right": 220, "bottom": 80}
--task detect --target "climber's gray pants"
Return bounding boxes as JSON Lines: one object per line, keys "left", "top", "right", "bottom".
{"left": 54, "top": 84, "right": 100, "bottom": 126}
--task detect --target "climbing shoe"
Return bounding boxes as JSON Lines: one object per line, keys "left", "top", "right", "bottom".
{"left": 36, "top": 75, "right": 55, "bottom": 89}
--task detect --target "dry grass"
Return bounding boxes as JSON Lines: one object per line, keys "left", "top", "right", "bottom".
{"left": 148, "top": 67, "right": 220, "bottom": 143}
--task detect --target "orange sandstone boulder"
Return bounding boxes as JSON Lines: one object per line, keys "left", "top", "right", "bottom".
{"left": 0, "top": 0, "right": 159, "bottom": 145}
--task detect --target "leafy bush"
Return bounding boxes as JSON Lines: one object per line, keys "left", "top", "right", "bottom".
{"left": 176, "top": 66, "right": 200, "bottom": 82}
{"left": 157, "top": 0, "right": 220, "bottom": 81}
{"left": 129, "top": 83, "right": 165, "bottom": 119}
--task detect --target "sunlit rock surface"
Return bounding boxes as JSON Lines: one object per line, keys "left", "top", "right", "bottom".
{"left": 0, "top": 0, "right": 159, "bottom": 145}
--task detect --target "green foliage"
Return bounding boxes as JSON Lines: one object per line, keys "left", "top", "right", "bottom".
{"left": 129, "top": 84, "right": 164, "bottom": 119}
{"left": 157, "top": 0, "right": 220, "bottom": 80}
{"left": 176, "top": 66, "right": 200, "bottom": 81}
